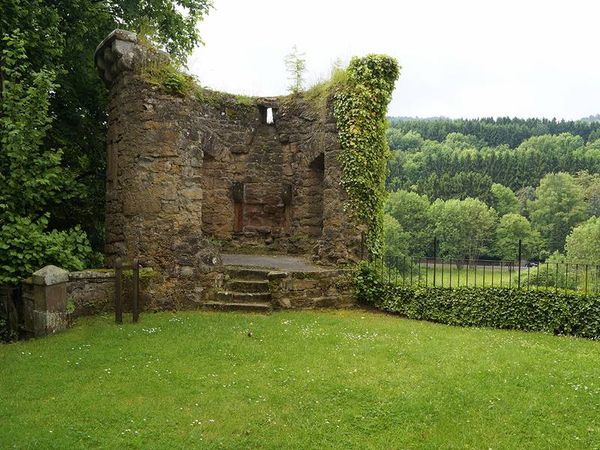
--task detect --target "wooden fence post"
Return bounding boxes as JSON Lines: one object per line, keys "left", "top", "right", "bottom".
{"left": 115, "top": 258, "right": 122, "bottom": 324}
{"left": 132, "top": 258, "right": 139, "bottom": 323}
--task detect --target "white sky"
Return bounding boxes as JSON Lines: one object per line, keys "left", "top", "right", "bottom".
{"left": 188, "top": 0, "right": 600, "bottom": 120}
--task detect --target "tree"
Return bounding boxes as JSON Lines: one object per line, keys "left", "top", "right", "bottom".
{"left": 384, "top": 190, "right": 431, "bottom": 257}
{"left": 387, "top": 117, "right": 600, "bottom": 148}
{"left": 574, "top": 170, "right": 600, "bottom": 217}
{"left": 0, "top": 32, "right": 92, "bottom": 284}
{"left": 529, "top": 173, "right": 586, "bottom": 252}
{"left": 416, "top": 171, "right": 493, "bottom": 203}
{"left": 387, "top": 130, "right": 423, "bottom": 152}
{"left": 564, "top": 217, "right": 600, "bottom": 264}
{"left": 382, "top": 214, "right": 410, "bottom": 257}
{"left": 490, "top": 183, "right": 520, "bottom": 216}
{"left": 494, "top": 214, "right": 542, "bottom": 261}
{"left": 444, "top": 132, "right": 485, "bottom": 150}
{"left": 429, "top": 198, "right": 497, "bottom": 260}
{"left": 515, "top": 186, "right": 535, "bottom": 216}
{"left": 285, "top": 45, "right": 306, "bottom": 94}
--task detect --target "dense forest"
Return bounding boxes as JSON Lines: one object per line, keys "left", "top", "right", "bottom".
{"left": 389, "top": 117, "right": 600, "bottom": 148}
{"left": 384, "top": 118, "right": 600, "bottom": 263}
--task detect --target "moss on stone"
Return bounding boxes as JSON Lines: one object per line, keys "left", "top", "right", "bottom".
{"left": 82, "top": 267, "right": 156, "bottom": 280}
{"left": 122, "top": 267, "right": 157, "bottom": 280}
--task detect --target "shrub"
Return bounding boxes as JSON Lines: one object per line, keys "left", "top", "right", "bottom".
{"left": 355, "top": 262, "right": 600, "bottom": 339}
{"left": 522, "top": 267, "right": 578, "bottom": 291}
{"left": 0, "top": 215, "right": 93, "bottom": 285}
{"left": 0, "top": 289, "right": 18, "bottom": 343}
{"left": 355, "top": 261, "right": 389, "bottom": 305}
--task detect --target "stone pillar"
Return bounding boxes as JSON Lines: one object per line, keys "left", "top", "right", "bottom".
{"left": 22, "top": 265, "right": 69, "bottom": 337}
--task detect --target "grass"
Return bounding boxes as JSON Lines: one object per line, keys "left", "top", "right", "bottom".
{"left": 1, "top": 310, "right": 599, "bottom": 449}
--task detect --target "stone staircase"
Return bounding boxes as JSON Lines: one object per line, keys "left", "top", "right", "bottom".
{"left": 203, "top": 267, "right": 274, "bottom": 313}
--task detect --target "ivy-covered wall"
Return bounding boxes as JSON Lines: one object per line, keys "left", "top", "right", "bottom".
{"left": 334, "top": 56, "right": 400, "bottom": 257}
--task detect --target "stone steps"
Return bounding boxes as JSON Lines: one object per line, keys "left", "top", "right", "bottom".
{"left": 201, "top": 301, "right": 272, "bottom": 313}
{"left": 204, "top": 266, "right": 273, "bottom": 313}
{"left": 216, "top": 291, "right": 272, "bottom": 303}
{"left": 226, "top": 279, "right": 270, "bottom": 293}
{"left": 225, "top": 267, "right": 272, "bottom": 280}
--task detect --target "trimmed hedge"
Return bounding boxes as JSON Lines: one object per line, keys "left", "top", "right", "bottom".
{"left": 355, "top": 262, "right": 600, "bottom": 339}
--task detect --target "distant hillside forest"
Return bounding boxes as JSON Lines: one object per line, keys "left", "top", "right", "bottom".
{"left": 389, "top": 117, "right": 600, "bottom": 148}
{"left": 383, "top": 117, "right": 600, "bottom": 263}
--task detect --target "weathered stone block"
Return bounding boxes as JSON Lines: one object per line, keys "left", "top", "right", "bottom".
{"left": 32, "top": 265, "right": 69, "bottom": 286}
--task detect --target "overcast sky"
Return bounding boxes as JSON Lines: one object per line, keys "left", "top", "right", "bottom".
{"left": 188, "top": 0, "right": 600, "bottom": 120}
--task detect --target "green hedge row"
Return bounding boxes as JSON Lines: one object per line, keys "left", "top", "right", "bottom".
{"left": 355, "top": 263, "right": 600, "bottom": 339}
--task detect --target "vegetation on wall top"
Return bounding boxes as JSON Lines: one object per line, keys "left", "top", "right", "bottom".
{"left": 139, "top": 57, "right": 255, "bottom": 109}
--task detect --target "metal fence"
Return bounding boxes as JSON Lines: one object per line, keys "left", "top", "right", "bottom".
{"left": 379, "top": 256, "right": 600, "bottom": 293}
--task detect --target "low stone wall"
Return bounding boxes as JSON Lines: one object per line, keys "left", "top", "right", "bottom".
{"left": 66, "top": 267, "right": 354, "bottom": 313}
{"left": 271, "top": 270, "right": 354, "bottom": 309}
{"left": 19, "top": 263, "right": 355, "bottom": 338}
{"left": 67, "top": 269, "right": 160, "bottom": 317}
{"left": 67, "top": 271, "right": 115, "bottom": 317}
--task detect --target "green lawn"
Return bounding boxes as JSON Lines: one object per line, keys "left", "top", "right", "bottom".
{"left": 1, "top": 310, "right": 599, "bottom": 449}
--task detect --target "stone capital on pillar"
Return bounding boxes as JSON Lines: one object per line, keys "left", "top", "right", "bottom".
{"left": 94, "top": 29, "right": 169, "bottom": 88}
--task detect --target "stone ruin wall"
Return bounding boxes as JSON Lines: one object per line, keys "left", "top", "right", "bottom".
{"left": 96, "top": 30, "right": 361, "bottom": 306}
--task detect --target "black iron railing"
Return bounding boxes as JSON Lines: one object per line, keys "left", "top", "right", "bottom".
{"left": 378, "top": 255, "right": 600, "bottom": 293}
{"left": 377, "top": 237, "right": 600, "bottom": 294}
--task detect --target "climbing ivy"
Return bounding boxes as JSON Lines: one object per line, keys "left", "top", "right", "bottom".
{"left": 333, "top": 55, "right": 400, "bottom": 257}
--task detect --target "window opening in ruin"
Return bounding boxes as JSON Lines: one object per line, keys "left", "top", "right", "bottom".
{"left": 258, "top": 105, "right": 276, "bottom": 125}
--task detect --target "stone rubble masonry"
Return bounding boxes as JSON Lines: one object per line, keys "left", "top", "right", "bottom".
{"left": 268, "top": 269, "right": 354, "bottom": 309}
{"left": 67, "top": 269, "right": 156, "bottom": 316}
{"left": 67, "top": 271, "right": 115, "bottom": 316}
{"left": 96, "top": 29, "right": 361, "bottom": 308}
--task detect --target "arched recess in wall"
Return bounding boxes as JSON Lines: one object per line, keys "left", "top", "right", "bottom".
{"left": 200, "top": 135, "right": 234, "bottom": 239}
{"left": 294, "top": 153, "right": 324, "bottom": 238}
